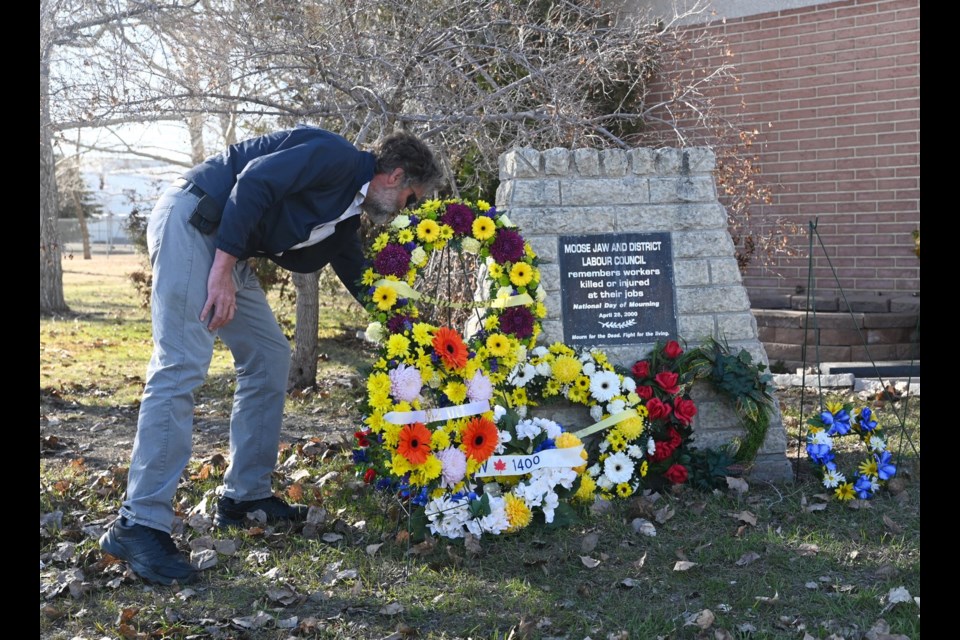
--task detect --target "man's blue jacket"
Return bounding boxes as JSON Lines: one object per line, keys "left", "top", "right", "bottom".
{"left": 183, "top": 125, "right": 375, "bottom": 295}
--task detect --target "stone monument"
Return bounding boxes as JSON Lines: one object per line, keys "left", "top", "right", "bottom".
{"left": 496, "top": 146, "right": 792, "bottom": 482}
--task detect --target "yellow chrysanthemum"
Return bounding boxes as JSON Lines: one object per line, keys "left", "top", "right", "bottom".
{"left": 573, "top": 475, "right": 596, "bottom": 503}
{"left": 372, "top": 285, "right": 398, "bottom": 311}
{"left": 549, "top": 343, "right": 575, "bottom": 356}
{"left": 575, "top": 376, "right": 591, "bottom": 390}
{"left": 486, "top": 333, "right": 511, "bottom": 357}
{"left": 607, "top": 432, "right": 627, "bottom": 452}
{"left": 524, "top": 242, "right": 536, "bottom": 259}
{"left": 445, "top": 381, "right": 468, "bottom": 404}
{"left": 411, "top": 322, "right": 434, "bottom": 346}
{"left": 826, "top": 401, "right": 846, "bottom": 415}
{"left": 488, "top": 263, "right": 504, "bottom": 281}
{"left": 389, "top": 452, "right": 412, "bottom": 476}
{"left": 534, "top": 302, "right": 547, "bottom": 318}
{"left": 858, "top": 458, "right": 879, "bottom": 477}
{"left": 835, "top": 483, "right": 855, "bottom": 501}
{"left": 616, "top": 482, "right": 634, "bottom": 498}
{"left": 410, "top": 456, "right": 443, "bottom": 485}
{"left": 372, "top": 233, "right": 390, "bottom": 252}
{"left": 397, "top": 229, "right": 415, "bottom": 244}
{"left": 544, "top": 379, "right": 562, "bottom": 396}
{"left": 509, "top": 263, "right": 534, "bottom": 287}
{"left": 635, "top": 404, "right": 649, "bottom": 418}
{"left": 382, "top": 423, "right": 401, "bottom": 448}
{"left": 420, "top": 199, "right": 442, "bottom": 215}
{"left": 386, "top": 333, "right": 411, "bottom": 359}
{"left": 437, "top": 223, "right": 454, "bottom": 240}
{"left": 417, "top": 219, "right": 440, "bottom": 242}
{"left": 551, "top": 356, "right": 582, "bottom": 384}
{"left": 472, "top": 216, "right": 496, "bottom": 240}
{"left": 640, "top": 460, "right": 649, "bottom": 477}
{"left": 361, "top": 269, "right": 377, "bottom": 286}
{"left": 431, "top": 429, "right": 451, "bottom": 451}
{"left": 365, "top": 411, "right": 387, "bottom": 433}
{"left": 368, "top": 392, "right": 392, "bottom": 412}
{"left": 368, "top": 372, "right": 391, "bottom": 396}
{"left": 614, "top": 416, "right": 645, "bottom": 441}
{"left": 567, "top": 386, "right": 588, "bottom": 404}
{"left": 476, "top": 199, "right": 491, "bottom": 212}
{"left": 504, "top": 493, "right": 533, "bottom": 532}
{"left": 483, "top": 315, "right": 500, "bottom": 331}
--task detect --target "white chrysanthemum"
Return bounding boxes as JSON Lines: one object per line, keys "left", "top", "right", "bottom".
{"left": 582, "top": 362, "right": 597, "bottom": 376}
{"left": 509, "top": 363, "right": 537, "bottom": 388}
{"left": 466, "top": 370, "right": 494, "bottom": 403}
{"left": 647, "top": 439, "right": 657, "bottom": 455}
{"left": 628, "top": 445, "right": 644, "bottom": 459}
{"left": 425, "top": 496, "right": 471, "bottom": 539}
{"left": 599, "top": 439, "right": 610, "bottom": 453}
{"left": 603, "top": 452, "right": 635, "bottom": 484}
{"left": 390, "top": 214, "right": 411, "bottom": 229}
{"left": 590, "top": 404, "right": 604, "bottom": 422}
{"left": 621, "top": 377, "right": 637, "bottom": 393}
{"left": 607, "top": 399, "right": 626, "bottom": 415}
{"left": 516, "top": 419, "right": 542, "bottom": 442}
{"left": 364, "top": 321, "right": 385, "bottom": 344}
{"left": 475, "top": 496, "right": 509, "bottom": 536}
{"left": 822, "top": 469, "right": 846, "bottom": 488}
{"left": 532, "top": 346, "right": 549, "bottom": 357}
{"left": 535, "top": 285, "right": 547, "bottom": 302}
{"left": 535, "top": 361, "right": 552, "bottom": 377}
{"left": 541, "top": 491, "right": 560, "bottom": 523}
{"left": 516, "top": 405, "right": 528, "bottom": 418}
{"left": 410, "top": 246, "right": 427, "bottom": 266}
{"left": 590, "top": 370, "right": 621, "bottom": 403}
{"left": 462, "top": 236, "right": 482, "bottom": 254}
{"left": 597, "top": 475, "right": 614, "bottom": 490}
{"left": 499, "top": 214, "right": 516, "bottom": 227}
{"left": 493, "top": 404, "right": 507, "bottom": 423}
{"left": 587, "top": 464, "right": 602, "bottom": 477}
{"left": 869, "top": 435, "right": 887, "bottom": 452}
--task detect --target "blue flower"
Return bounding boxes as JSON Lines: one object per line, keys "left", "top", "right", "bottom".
{"left": 854, "top": 474, "right": 875, "bottom": 499}
{"left": 533, "top": 438, "right": 556, "bottom": 453}
{"left": 875, "top": 451, "right": 897, "bottom": 480}
{"left": 352, "top": 449, "right": 369, "bottom": 464}
{"left": 857, "top": 407, "right": 878, "bottom": 432}
{"left": 806, "top": 442, "right": 835, "bottom": 466}
{"left": 822, "top": 409, "right": 852, "bottom": 436}
{"left": 412, "top": 487, "right": 430, "bottom": 506}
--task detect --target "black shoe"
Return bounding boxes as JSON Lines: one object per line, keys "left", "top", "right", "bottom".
{"left": 99, "top": 518, "right": 197, "bottom": 585}
{"left": 214, "top": 495, "right": 309, "bottom": 528}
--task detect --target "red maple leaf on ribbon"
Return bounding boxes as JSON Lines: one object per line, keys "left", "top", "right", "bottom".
{"left": 494, "top": 459, "right": 507, "bottom": 471}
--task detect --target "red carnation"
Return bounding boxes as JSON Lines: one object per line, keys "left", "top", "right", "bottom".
{"left": 667, "top": 427, "right": 683, "bottom": 449}
{"left": 631, "top": 360, "right": 650, "bottom": 379}
{"left": 663, "top": 340, "right": 683, "bottom": 359}
{"left": 363, "top": 468, "right": 377, "bottom": 484}
{"left": 664, "top": 464, "right": 688, "bottom": 484}
{"left": 673, "top": 397, "right": 698, "bottom": 425}
{"left": 354, "top": 430, "right": 371, "bottom": 447}
{"left": 636, "top": 385, "right": 653, "bottom": 400}
{"left": 646, "top": 398, "right": 672, "bottom": 421}
{"left": 654, "top": 371, "right": 680, "bottom": 395}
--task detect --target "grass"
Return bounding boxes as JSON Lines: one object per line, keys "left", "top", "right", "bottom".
{"left": 40, "top": 255, "right": 920, "bottom": 639}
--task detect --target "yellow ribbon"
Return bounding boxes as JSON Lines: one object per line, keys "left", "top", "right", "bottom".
{"left": 573, "top": 408, "right": 640, "bottom": 439}
{"left": 373, "top": 279, "right": 533, "bottom": 310}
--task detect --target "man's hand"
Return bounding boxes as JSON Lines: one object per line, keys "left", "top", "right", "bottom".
{"left": 201, "top": 249, "right": 239, "bottom": 331}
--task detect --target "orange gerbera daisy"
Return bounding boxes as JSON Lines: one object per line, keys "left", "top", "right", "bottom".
{"left": 397, "top": 422, "right": 433, "bottom": 465}
{"left": 432, "top": 326, "right": 469, "bottom": 370}
{"left": 462, "top": 417, "right": 499, "bottom": 462}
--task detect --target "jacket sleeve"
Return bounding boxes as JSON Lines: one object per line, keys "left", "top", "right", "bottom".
{"left": 215, "top": 137, "right": 358, "bottom": 258}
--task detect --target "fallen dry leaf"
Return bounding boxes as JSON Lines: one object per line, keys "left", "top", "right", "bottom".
{"left": 286, "top": 483, "right": 304, "bottom": 503}
{"left": 366, "top": 543, "right": 384, "bottom": 556}
{"left": 754, "top": 591, "right": 779, "bottom": 604}
{"left": 796, "top": 543, "right": 819, "bottom": 557}
{"left": 673, "top": 561, "right": 697, "bottom": 571}
{"left": 683, "top": 608, "right": 715, "bottom": 629}
{"left": 732, "top": 510, "right": 757, "bottom": 526}
{"left": 654, "top": 504, "right": 675, "bottom": 524}
{"left": 581, "top": 532, "right": 599, "bottom": 554}
{"left": 580, "top": 555, "right": 601, "bottom": 569}
{"left": 735, "top": 551, "right": 761, "bottom": 567}
{"left": 379, "top": 602, "right": 404, "bottom": 616}
{"left": 631, "top": 518, "right": 657, "bottom": 537}
{"left": 232, "top": 611, "right": 273, "bottom": 629}
{"left": 619, "top": 578, "right": 640, "bottom": 588}
{"left": 464, "top": 533, "right": 482, "bottom": 557}
{"left": 880, "top": 586, "right": 913, "bottom": 613}
{"left": 634, "top": 551, "right": 647, "bottom": 570}
{"left": 882, "top": 514, "right": 903, "bottom": 534}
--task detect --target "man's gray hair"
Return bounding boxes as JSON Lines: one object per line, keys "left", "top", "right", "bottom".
{"left": 373, "top": 132, "right": 443, "bottom": 188}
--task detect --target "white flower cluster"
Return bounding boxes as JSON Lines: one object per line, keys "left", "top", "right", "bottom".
{"left": 424, "top": 493, "right": 510, "bottom": 539}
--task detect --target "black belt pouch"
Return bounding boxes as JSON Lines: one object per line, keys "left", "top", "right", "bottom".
{"left": 188, "top": 195, "right": 222, "bottom": 235}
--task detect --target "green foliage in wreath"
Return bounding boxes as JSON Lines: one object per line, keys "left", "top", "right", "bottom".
{"left": 679, "top": 337, "right": 776, "bottom": 463}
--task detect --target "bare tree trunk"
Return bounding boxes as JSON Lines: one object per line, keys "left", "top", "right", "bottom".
{"left": 40, "top": 3, "right": 67, "bottom": 314}
{"left": 288, "top": 271, "right": 320, "bottom": 390}
{"left": 188, "top": 114, "right": 206, "bottom": 165}
{"left": 72, "top": 177, "right": 92, "bottom": 259}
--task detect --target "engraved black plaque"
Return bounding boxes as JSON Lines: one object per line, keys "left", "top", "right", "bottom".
{"left": 558, "top": 232, "right": 677, "bottom": 346}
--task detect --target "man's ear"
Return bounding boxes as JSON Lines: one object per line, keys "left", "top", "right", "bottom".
{"left": 387, "top": 167, "right": 405, "bottom": 186}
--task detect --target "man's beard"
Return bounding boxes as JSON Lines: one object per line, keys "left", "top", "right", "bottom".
{"left": 361, "top": 186, "right": 400, "bottom": 224}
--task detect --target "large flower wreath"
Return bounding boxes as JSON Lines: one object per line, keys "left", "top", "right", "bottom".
{"left": 496, "top": 342, "right": 651, "bottom": 501}
{"left": 805, "top": 401, "right": 897, "bottom": 501}
{"left": 354, "top": 199, "right": 588, "bottom": 537}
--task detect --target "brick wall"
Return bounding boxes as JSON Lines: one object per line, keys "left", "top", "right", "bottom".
{"left": 650, "top": 0, "right": 920, "bottom": 298}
